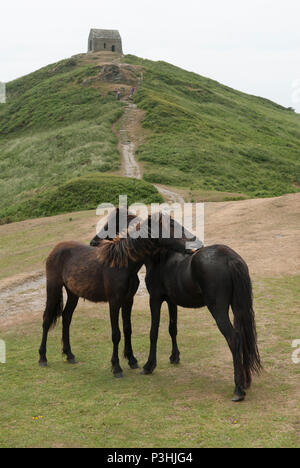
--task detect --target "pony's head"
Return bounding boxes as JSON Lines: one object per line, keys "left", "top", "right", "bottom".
{"left": 145, "top": 212, "right": 200, "bottom": 253}
{"left": 117, "top": 211, "right": 200, "bottom": 254}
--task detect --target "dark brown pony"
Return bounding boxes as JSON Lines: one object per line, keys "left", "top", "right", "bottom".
{"left": 91, "top": 208, "right": 262, "bottom": 401}
{"left": 39, "top": 211, "right": 193, "bottom": 377}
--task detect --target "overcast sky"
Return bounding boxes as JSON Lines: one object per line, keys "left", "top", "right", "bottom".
{"left": 1, "top": 0, "right": 300, "bottom": 112}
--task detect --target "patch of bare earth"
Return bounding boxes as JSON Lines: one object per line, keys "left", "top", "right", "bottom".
{"left": 118, "top": 103, "right": 143, "bottom": 179}
{"left": 114, "top": 100, "right": 148, "bottom": 179}
{"left": 205, "top": 193, "right": 300, "bottom": 276}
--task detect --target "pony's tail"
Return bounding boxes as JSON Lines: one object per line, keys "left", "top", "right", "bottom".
{"left": 229, "top": 258, "right": 262, "bottom": 388}
{"left": 43, "top": 279, "right": 64, "bottom": 330}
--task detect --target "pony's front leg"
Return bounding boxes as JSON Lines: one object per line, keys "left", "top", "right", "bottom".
{"left": 142, "top": 296, "right": 162, "bottom": 375}
{"left": 122, "top": 298, "right": 139, "bottom": 369}
{"left": 109, "top": 301, "right": 123, "bottom": 378}
{"left": 168, "top": 302, "right": 180, "bottom": 364}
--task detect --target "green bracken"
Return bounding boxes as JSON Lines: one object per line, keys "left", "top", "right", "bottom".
{"left": 1, "top": 53, "right": 300, "bottom": 223}
{"left": 0, "top": 173, "right": 163, "bottom": 223}
{"left": 123, "top": 55, "right": 300, "bottom": 198}
{"left": 0, "top": 57, "right": 162, "bottom": 222}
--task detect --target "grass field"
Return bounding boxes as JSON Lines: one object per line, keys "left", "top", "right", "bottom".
{"left": 0, "top": 198, "right": 299, "bottom": 448}
{"left": 0, "top": 275, "right": 299, "bottom": 448}
{"left": 0, "top": 210, "right": 97, "bottom": 280}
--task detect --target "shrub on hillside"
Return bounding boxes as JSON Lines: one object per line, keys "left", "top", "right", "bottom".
{"left": 0, "top": 174, "right": 163, "bottom": 223}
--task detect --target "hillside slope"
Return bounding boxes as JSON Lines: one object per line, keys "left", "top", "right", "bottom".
{"left": 124, "top": 55, "right": 300, "bottom": 198}
{"left": 0, "top": 53, "right": 162, "bottom": 222}
{"left": 1, "top": 52, "right": 299, "bottom": 224}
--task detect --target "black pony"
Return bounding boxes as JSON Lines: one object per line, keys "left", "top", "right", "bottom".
{"left": 91, "top": 208, "right": 261, "bottom": 401}
{"left": 39, "top": 211, "right": 193, "bottom": 377}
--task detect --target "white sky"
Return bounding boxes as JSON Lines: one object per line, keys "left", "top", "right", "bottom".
{"left": 1, "top": 0, "right": 300, "bottom": 112}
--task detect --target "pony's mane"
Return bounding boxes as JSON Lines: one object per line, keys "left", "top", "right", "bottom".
{"left": 96, "top": 212, "right": 184, "bottom": 268}
{"left": 96, "top": 215, "right": 154, "bottom": 268}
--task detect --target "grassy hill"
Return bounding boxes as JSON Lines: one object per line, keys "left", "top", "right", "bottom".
{"left": 0, "top": 52, "right": 299, "bottom": 224}
{"left": 124, "top": 55, "right": 300, "bottom": 198}
{"left": 0, "top": 54, "right": 162, "bottom": 223}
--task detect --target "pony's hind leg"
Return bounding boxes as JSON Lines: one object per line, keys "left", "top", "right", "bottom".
{"left": 39, "top": 280, "right": 63, "bottom": 367}
{"left": 39, "top": 317, "right": 52, "bottom": 367}
{"left": 122, "top": 299, "right": 139, "bottom": 369}
{"left": 62, "top": 289, "right": 79, "bottom": 364}
{"left": 208, "top": 302, "right": 246, "bottom": 402}
{"left": 168, "top": 302, "right": 180, "bottom": 364}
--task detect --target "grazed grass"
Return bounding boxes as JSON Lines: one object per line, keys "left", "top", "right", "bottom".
{"left": 153, "top": 185, "right": 248, "bottom": 203}
{"left": 0, "top": 210, "right": 97, "bottom": 280}
{"left": 0, "top": 276, "right": 299, "bottom": 448}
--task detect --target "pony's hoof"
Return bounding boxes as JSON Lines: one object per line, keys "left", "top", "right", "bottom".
{"left": 141, "top": 368, "right": 153, "bottom": 375}
{"left": 114, "top": 372, "right": 124, "bottom": 378}
{"left": 39, "top": 361, "right": 48, "bottom": 367}
{"left": 67, "top": 358, "right": 78, "bottom": 364}
{"left": 129, "top": 362, "right": 139, "bottom": 370}
{"left": 232, "top": 393, "right": 245, "bottom": 402}
{"left": 170, "top": 357, "right": 180, "bottom": 364}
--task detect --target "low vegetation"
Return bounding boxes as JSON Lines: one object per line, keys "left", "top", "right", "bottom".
{"left": 124, "top": 55, "right": 300, "bottom": 198}
{"left": 0, "top": 57, "right": 146, "bottom": 223}
{"left": 0, "top": 274, "right": 299, "bottom": 448}
{"left": 0, "top": 173, "right": 163, "bottom": 223}
{"left": 1, "top": 53, "right": 300, "bottom": 224}
{"left": 0, "top": 191, "right": 299, "bottom": 447}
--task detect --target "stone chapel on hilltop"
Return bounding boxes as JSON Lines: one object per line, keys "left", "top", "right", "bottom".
{"left": 88, "top": 29, "right": 123, "bottom": 54}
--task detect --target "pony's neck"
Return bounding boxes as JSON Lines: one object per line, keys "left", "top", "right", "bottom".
{"left": 127, "top": 258, "right": 145, "bottom": 274}
{"left": 98, "top": 235, "right": 155, "bottom": 269}
{"left": 122, "top": 235, "right": 155, "bottom": 266}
